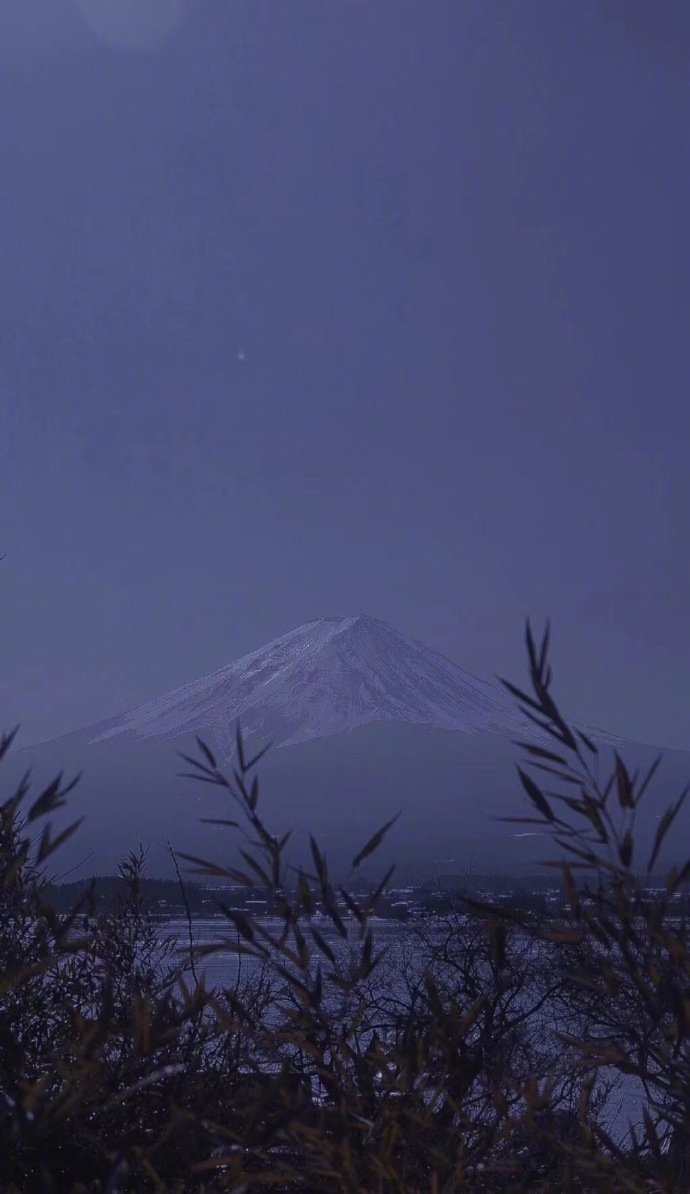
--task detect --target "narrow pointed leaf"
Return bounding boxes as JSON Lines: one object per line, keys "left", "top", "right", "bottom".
{"left": 351, "top": 814, "right": 400, "bottom": 870}
{"left": 517, "top": 768, "right": 554, "bottom": 822}
{"left": 195, "top": 737, "right": 217, "bottom": 770}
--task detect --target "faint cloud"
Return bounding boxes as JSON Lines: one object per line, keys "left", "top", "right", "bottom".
{"left": 72, "top": 0, "right": 185, "bottom": 51}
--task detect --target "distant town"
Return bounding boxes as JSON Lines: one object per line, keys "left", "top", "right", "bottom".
{"left": 43, "top": 872, "right": 680, "bottom": 923}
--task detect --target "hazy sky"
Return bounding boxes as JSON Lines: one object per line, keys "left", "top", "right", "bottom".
{"left": 1, "top": 0, "right": 689, "bottom": 748}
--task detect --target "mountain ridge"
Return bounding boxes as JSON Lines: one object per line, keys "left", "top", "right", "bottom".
{"left": 82, "top": 613, "right": 530, "bottom": 753}
{"left": 7, "top": 614, "right": 685, "bottom": 879}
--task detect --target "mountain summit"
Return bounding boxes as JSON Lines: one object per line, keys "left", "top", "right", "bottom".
{"left": 10, "top": 615, "right": 686, "bottom": 878}
{"left": 89, "top": 614, "right": 525, "bottom": 753}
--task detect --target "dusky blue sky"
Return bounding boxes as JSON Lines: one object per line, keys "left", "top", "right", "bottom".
{"left": 1, "top": 0, "right": 689, "bottom": 748}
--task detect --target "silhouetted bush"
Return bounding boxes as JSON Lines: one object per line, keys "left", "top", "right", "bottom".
{"left": 2, "top": 623, "right": 690, "bottom": 1190}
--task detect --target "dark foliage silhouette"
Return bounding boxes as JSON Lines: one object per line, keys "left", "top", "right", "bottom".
{"left": 1, "top": 624, "right": 689, "bottom": 1190}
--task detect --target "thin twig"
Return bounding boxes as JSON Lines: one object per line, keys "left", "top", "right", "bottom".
{"left": 48, "top": 850, "right": 95, "bottom": 885}
{"left": 168, "top": 841, "right": 198, "bottom": 986}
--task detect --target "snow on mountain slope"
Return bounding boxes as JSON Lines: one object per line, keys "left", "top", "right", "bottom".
{"left": 89, "top": 614, "right": 529, "bottom": 753}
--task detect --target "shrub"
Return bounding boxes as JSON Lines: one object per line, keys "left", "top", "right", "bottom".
{"left": 2, "top": 624, "right": 690, "bottom": 1190}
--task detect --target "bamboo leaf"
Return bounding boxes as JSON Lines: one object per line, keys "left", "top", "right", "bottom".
{"left": 351, "top": 814, "right": 400, "bottom": 870}
{"left": 366, "top": 864, "right": 396, "bottom": 910}
{"left": 517, "top": 768, "right": 554, "bottom": 822}
{"left": 339, "top": 887, "right": 364, "bottom": 924}
{"left": 309, "top": 926, "right": 336, "bottom": 964}
{"left": 322, "top": 886, "right": 347, "bottom": 938}
{"left": 244, "top": 741, "right": 273, "bottom": 771}
{"left": 195, "top": 736, "right": 217, "bottom": 770}
{"left": 27, "top": 774, "right": 68, "bottom": 822}
{"left": 177, "top": 750, "right": 217, "bottom": 778}
{"left": 538, "top": 619, "right": 551, "bottom": 675}
{"left": 239, "top": 849, "right": 271, "bottom": 886}
{"left": 498, "top": 678, "right": 544, "bottom": 713}
{"left": 619, "top": 830, "right": 633, "bottom": 868}
{"left": 36, "top": 817, "right": 84, "bottom": 863}
{"left": 614, "top": 752, "right": 635, "bottom": 810}
{"left": 515, "top": 741, "right": 568, "bottom": 766}
{"left": 310, "top": 835, "right": 327, "bottom": 884}
{"left": 637, "top": 754, "right": 662, "bottom": 804}
{"left": 577, "top": 728, "right": 598, "bottom": 754}
{"left": 0, "top": 726, "right": 20, "bottom": 759}
{"left": 648, "top": 787, "right": 689, "bottom": 874}
{"left": 217, "top": 904, "right": 255, "bottom": 942}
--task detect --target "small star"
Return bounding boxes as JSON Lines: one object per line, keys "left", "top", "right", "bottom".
{"left": 237, "top": 349, "right": 246, "bottom": 362}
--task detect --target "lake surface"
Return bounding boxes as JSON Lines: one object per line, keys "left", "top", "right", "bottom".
{"left": 162, "top": 914, "right": 406, "bottom": 988}
{"left": 160, "top": 915, "right": 652, "bottom": 1149}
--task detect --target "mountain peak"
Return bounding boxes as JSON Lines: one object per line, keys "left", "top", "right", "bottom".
{"left": 294, "top": 613, "right": 385, "bottom": 636}
{"left": 89, "top": 615, "right": 526, "bottom": 752}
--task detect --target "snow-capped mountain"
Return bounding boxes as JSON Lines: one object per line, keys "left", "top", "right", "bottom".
{"left": 88, "top": 614, "right": 527, "bottom": 752}
{"left": 7, "top": 615, "right": 690, "bottom": 879}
